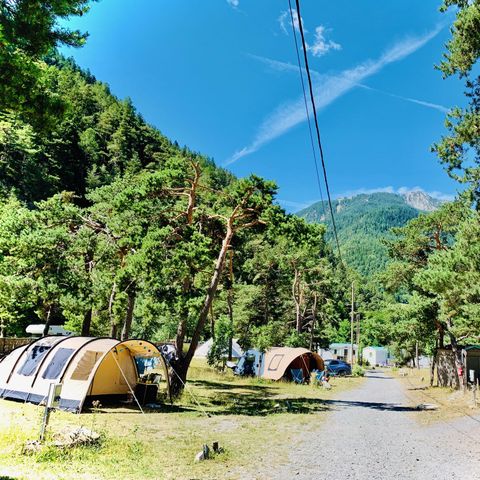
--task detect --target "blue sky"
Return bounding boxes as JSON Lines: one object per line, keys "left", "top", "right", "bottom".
{"left": 61, "top": 0, "right": 464, "bottom": 211}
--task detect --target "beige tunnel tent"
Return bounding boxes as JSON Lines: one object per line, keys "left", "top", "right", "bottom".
{"left": 262, "top": 347, "right": 324, "bottom": 381}
{"left": 0, "top": 336, "right": 170, "bottom": 412}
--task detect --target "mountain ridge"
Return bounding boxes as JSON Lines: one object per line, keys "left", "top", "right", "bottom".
{"left": 296, "top": 191, "right": 444, "bottom": 276}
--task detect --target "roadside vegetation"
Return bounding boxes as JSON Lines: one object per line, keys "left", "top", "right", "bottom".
{"left": 391, "top": 367, "right": 480, "bottom": 426}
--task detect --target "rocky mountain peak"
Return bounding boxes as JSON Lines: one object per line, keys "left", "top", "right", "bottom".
{"left": 401, "top": 190, "right": 441, "bottom": 211}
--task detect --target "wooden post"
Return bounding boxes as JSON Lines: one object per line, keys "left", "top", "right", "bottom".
{"left": 415, "top": 341, "right": 419, "bottom": 370}
{"left": 39, "top": 383, "right": 55, "bottom": 442}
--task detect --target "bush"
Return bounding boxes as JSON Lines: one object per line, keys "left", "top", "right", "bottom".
{"left": 352, "top": 365, "right": 365, "bottom": 377}
{"left": 207, "top": 316, "right": 233, "bottom": 370}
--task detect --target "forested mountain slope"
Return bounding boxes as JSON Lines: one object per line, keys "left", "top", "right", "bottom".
{"left": 0, "top": 54, "right": 234, "bottom": 204}
{"left": 297, "top": 191, "right": 444, "bottom": 276}
{"left": 0, "top": 51, "right": 351, "bottom": 380}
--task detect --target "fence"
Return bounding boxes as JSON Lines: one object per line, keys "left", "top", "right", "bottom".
{"left": 0, "top": 337, "right": 31, "bottom": 357}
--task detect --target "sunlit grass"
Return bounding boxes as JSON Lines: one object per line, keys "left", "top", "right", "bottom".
{"left": 391, "top": 366, "right": 480, "bottom": 425}
{"left": 0, "top": 360, "right": 364, "bottom": 480}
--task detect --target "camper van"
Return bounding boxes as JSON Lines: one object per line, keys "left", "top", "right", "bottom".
{"left": 25, "top": 324, "right": 73, "bottom": 337}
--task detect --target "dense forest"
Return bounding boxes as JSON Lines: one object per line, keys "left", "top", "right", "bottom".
{"left": 0, "top": 0, "right": 479, "bottom": 392}
{"left": 297, "top": 192, "right": 439, "bottom": 276}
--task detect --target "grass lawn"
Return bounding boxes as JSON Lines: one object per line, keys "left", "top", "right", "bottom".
{"left": 391, "top": 367, "right": 480, "bottom": 425}
{"left": 0, "top": 360, "right": 364, "bottom": 480}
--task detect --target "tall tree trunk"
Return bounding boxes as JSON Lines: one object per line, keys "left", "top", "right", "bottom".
{"left": 227, "top": 250, "right": 234, "bottom": 361}
{"left": 439, "top": 327, "right": 444, "bottom": 349}
{"left": 309, "top": 293, "right": 318, "bottom": 351}
{"left": 121, "top": 287, "right": 136, "bottom": 341}
{"left": 42, "top": 304, "right": 52, "bottom": 337}
{"left": 169, "top": 226, "right": 234, "bottom": 397}
{"left": 82, "top": 308, "right": 92, "bottom": 337}
{"left": 81, "top": 249, "right": 94, "bottom": 336}
{"left": 447, "top": 318, "right": 465, "bottom": 390}
{"left": 227, "top": 289, "right": 234, "bottom": 361}
{"left": 109, "top": 281, "right": 117, "bottom": 338}
{"left": 430, "top": 346, "right": 437, "bottom": 387}
{"left": 175, "top": 277, "right": 192, "bottom": 356}
{"left": 292, "top": 268, "right": 302, "bottom": 333}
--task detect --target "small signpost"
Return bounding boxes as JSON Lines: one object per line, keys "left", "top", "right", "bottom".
{"left": 469, "top": 370, "right": 477, "bottom": 406}
{"left": 39, "top": 382, "right": 62, "bottom": 442}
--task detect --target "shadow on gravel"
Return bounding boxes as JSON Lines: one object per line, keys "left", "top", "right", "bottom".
{"left": 365, "top": 375, "right": 394, "bottom": 379}
{"left": 322, "top": 399, "right": 422, "bottom": 412}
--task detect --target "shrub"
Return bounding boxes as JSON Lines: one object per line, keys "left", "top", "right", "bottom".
{"left": 207, "top": 316, "right": 233, "bottom": 370}
{"left": 352, "top": 365, "right": 365, "bottom": 377}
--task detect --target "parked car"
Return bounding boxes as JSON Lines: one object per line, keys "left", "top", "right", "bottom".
{"left": 325, "top": 359, "right": 351, "bottom": 376}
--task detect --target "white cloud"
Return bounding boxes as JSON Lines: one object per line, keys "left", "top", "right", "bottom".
{"left": 397, "top": 187, "right": 454, "bottom": 202}
{"left": 337, "top": 186, "right": 396, "bottom": 198}
{"left": 278, "top": 11, "right": 340, "bottom": 56}
{"left": 335, "top": 186, "right": 454, "bottom": 202}
{"left": 278, "top": 9, "right": 303, "bottom": 35}
{"left": 276, "top": 198, "right": 312, "bottom": 210}
{"left": 227, "top": 0, "right": 239, "bottom": 8}
{"left": 225, "top": 25, "right": 443, "bottom": 166}
{"left": 423, "top": 191, "right": 455, "bottom": 202}
{"left": 308, "top": 26, "right": 341, "bottom": 57}
{"left": 278, "top": 11, "right": 289, "bottom": 35}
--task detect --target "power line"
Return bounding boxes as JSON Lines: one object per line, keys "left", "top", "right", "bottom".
{"left": 291, "top": 0, "right": 342, "bottom": 261}
{"left": 287, "top": 0, "right": 326, "bottom": 221}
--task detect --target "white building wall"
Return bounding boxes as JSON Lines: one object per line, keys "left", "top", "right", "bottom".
{"left": 363, "top": 347, "right": 389, "bottom": 366}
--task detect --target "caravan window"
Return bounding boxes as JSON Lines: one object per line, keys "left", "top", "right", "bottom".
{"left": 42, "top": 348, "right": 75, "bottom": 380}
{"left": 17, "top": 345, "right": 51, "bottom": 376}
{"left": 70, "top": 350, "right": 103, "bottom": 381}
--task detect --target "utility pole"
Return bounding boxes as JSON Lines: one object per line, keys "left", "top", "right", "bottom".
{"left": 350, "top": 282, "right": 354, "bottom": 365}
{"left": 356, "top": 313, "right": 361, "bottom": 365}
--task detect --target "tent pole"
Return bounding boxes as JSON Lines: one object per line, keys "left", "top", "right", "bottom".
{"left": 112, "top": 348, "right": 144, "bottom": 415}
{"left": 165, "top": 358, "right": 211, "bottom": 418}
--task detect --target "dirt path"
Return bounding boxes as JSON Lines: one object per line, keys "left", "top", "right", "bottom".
{"left": 255, "top": 371, "right": 480, "bottom": 480}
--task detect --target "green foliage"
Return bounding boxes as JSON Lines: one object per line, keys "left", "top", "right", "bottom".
{"left": 433, "top": 0, "right": 480, "bottom": 206}
{"left": 0, "top": 1, "right": 91, "bottom": 126}
{"left": 250, "top": 322, "right": 288, "bottom": 352}
{"left": 298, "top": 192, "right": 431, "bottom": 276}
{"left": 352, "top": 365, "right": 365, "bottom": 377}
{"left": 414, "top": 210, "right": 480, "bottom": 343}
{"left": 207, "top": 317, "right": 233, "bottom": 369}
{"left": 284, "top": 331, "right": 309, "bottom": 348}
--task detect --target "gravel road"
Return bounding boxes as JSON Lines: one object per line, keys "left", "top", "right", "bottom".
{"left": 258, "top": 371, "right": 480, "bottom": 480}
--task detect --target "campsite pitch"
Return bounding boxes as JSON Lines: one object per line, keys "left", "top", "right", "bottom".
{"left": 0, "top": 360, "right": 362, "bottom": 480}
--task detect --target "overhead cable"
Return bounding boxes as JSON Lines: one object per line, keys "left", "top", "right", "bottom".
{"left": 287, "top": 0, "right": 326, "bottom": 220}
{"left": 291, "top": 0, "right": 343, "bottom": 261}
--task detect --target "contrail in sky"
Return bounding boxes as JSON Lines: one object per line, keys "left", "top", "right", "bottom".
{"left": 225, "top": 25, "right": 443, "bottom": 166}
{"left": 357, "top": 84, "right": 449, "bottom": 113}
